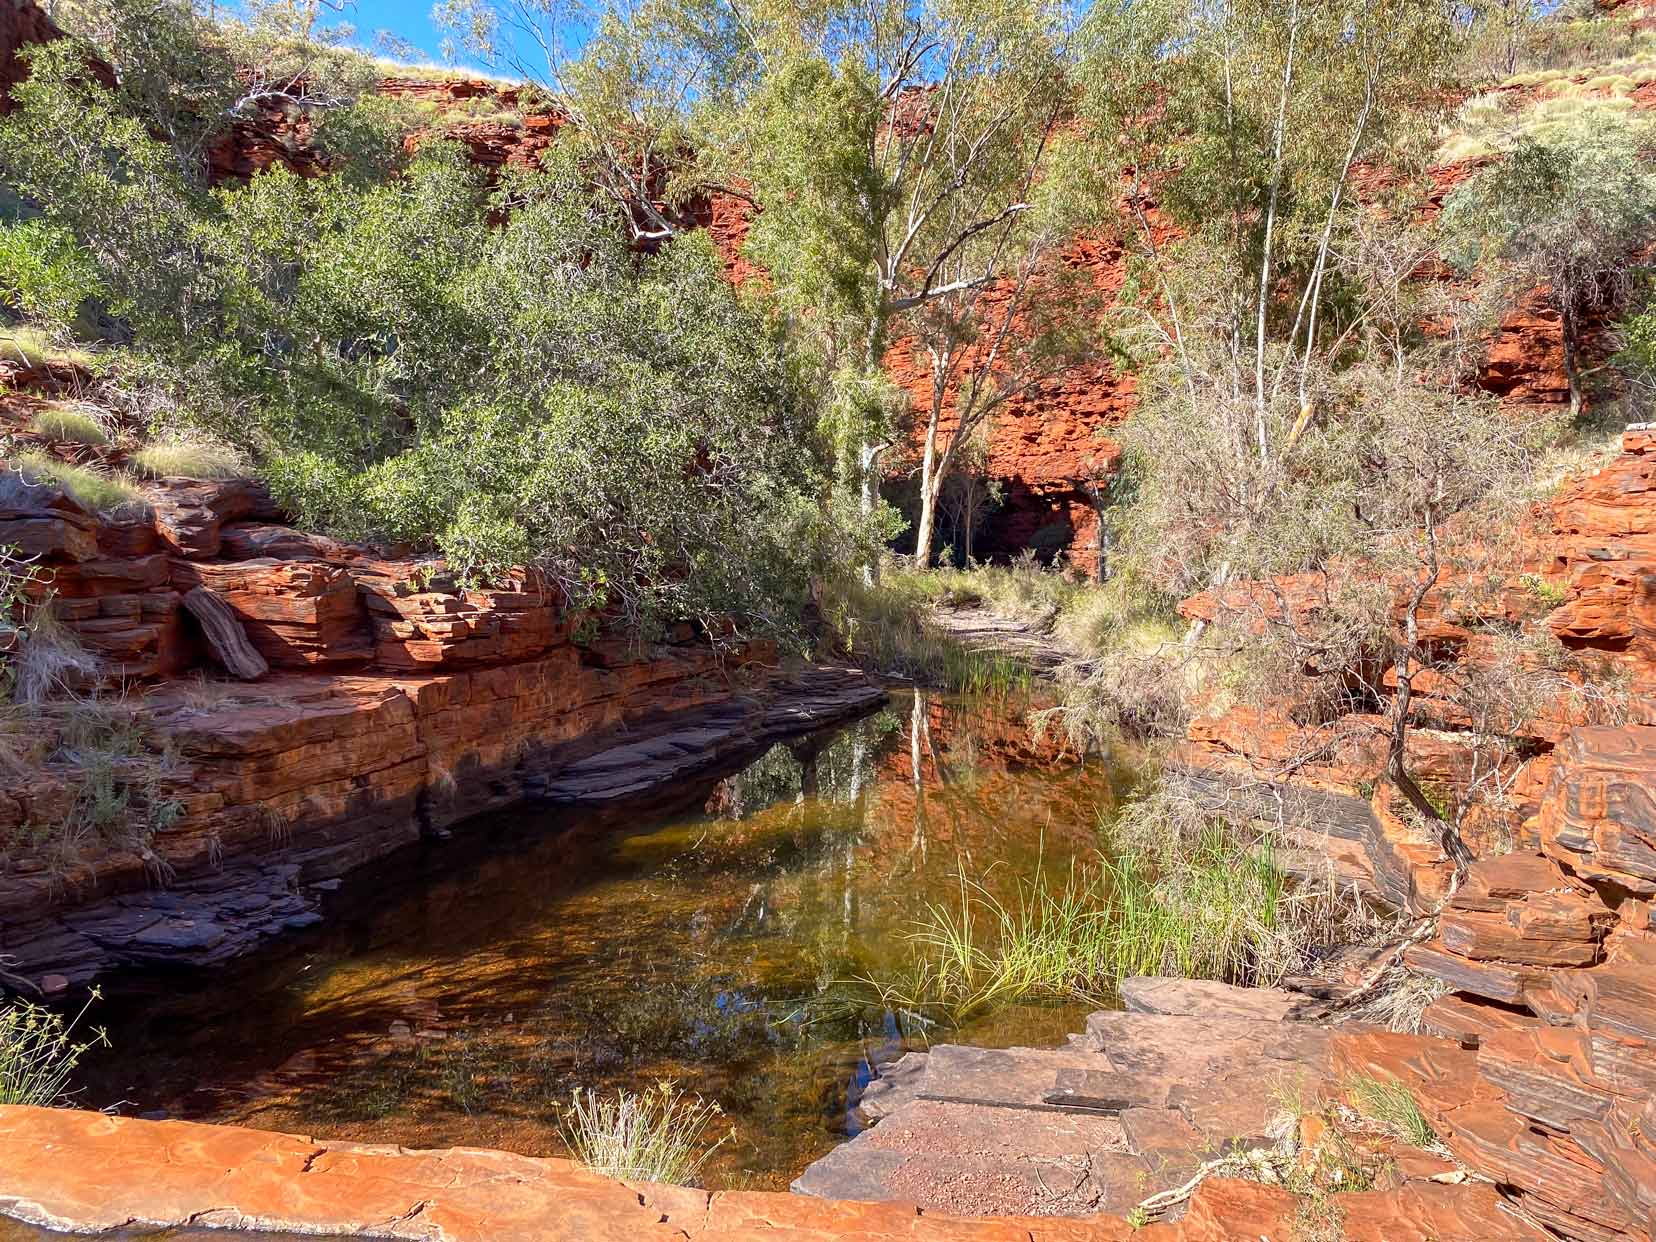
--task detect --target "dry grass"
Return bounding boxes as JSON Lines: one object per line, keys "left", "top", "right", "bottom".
{"left": 822, "top": 572, "right": 1037, "bottom": 693}
{"left": 128, "top": 440, "right": 246, "bottom": 481}
{"left": 558, "top": 1082, "right": 733, "bottom": 1186}
{"left": 17, "top": 452, "right": 150, "bottom": 517}
{"left": 5, "top": 591, "right": 100, "bottom": 708}
{"left": 29, "top": 405, "right": 109, "bottom": 446}
{"left": 0, "top": 326, "right": 94, "bottom": 371}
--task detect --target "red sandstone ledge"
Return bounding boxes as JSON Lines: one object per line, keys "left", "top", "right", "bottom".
{"left": 0, "top": 1107, "right": 1544, "bottom": 1242}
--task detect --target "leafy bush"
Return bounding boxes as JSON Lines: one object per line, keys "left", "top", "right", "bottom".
{"left": 0, "top": 48, "right": 865, "bottom": 645}
{"left": 558, "top": 1082, "right": 732, "bottom": 1185}
{"left": 0, "top": 220, "right": 103, "bottom": 337}
{"left": 1444, "top": 113, "right": 1656, "bottom": 414}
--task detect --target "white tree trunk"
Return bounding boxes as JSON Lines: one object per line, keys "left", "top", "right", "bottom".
{"left": 915, "top": 414, "right": 942, "bottom": 568}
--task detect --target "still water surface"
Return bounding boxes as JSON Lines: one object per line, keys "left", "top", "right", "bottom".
{"left": 79, "top": 690, "right": 1136, "bottom": 1189}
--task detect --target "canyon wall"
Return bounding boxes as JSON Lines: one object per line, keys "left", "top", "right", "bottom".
{"left": 1172, "top": 423, "right": 1656, "bottom": 1242}
{"left": 0, "top": 430, "right": 881, "bottom": 994}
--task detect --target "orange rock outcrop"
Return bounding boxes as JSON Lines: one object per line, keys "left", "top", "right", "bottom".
{"left": 0, "top": 1103, "right": 1555, "bottom": 1242}
{"left": 0, "top": 469, "right": 882, "bottom": 991}
{"left": 1173, "top": 426, "right": 1656, "bottom": 1241}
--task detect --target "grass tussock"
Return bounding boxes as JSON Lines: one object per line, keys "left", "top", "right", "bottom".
{"left": 128, "top": 440, "right": 246, "bottom": 481}
{"left": 29, "top": 405, "right": 108, "bottom": 446}
{"left": 0, "top": 325, "right": 94, "bottom": 371}
{"left": 1342, "top": 965, "right": 1449, "bottom": 1034}
{"left": 1441, "top": 48, "right": 1656, "bottom": 165}
{"left": 5, "top": 605, "right": 99, "bottom": 706}
{"left": 17, "top": 452, "right": 150, "bottom": 518}
{"left": 844, "top": 823, "right": 1361, "bottom": 1029}
{"left": 0, "top": 991, "right": 107, "bottom": 1107}
{"left": 1342, "top": 1074, "right": 1438, "bottom": 1149}
{"left": 558, "top": 1082, "right": 733, "bottom": 1185}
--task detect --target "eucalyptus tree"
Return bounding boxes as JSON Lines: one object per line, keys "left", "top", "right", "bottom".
{"left": 904, "top": 213, "right": 1098, "bottom": 568}
{"left": 1076, "top": 0, "right": 1462, "bottom": 609}
{"left": 438, "top": 0, "right": 1076, "bottom": 576}
{"left": 735, "top": 0, "right": 1074, "bottom": 562}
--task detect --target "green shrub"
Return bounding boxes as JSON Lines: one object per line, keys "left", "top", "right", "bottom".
{"left": 129, "top": 440, "right": 244, "bottom": 480}
{"left": 558, "top": 1082, "right": 732, "bottom": 1185}
{"left": 0, "top": 219, "right": 102, "bottom": 336}
{"left": 0, "top": 992, "right": 108, "bottom": 1107}
{"left": 30, "top": 406, "right": 109, "bottom": 446}
{"left": 17, "top": 453, "right": 150, "bottom": 517}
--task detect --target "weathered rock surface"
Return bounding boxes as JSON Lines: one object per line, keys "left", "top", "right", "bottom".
{"left": 0, "top": 1105, "right": 1550, "bottom": 1242}
{"left": 798, "top": 992, "right": 1339, "bottom": 1216}
{"left": 797, "top": 982, "right": 1563, "bottom": 1239}
{"left": 0, "top": 470, "right": 885, "bottom": 990}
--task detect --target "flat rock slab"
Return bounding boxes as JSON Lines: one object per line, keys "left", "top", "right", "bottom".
{"left": 799, "top": 1008, "right": 1340, "bottom": 1218}
{"left": 1118, "top": 976, "right": 1313, "bottom": 1021}
{"left": 793, "top": 1100, "right": 1146, "bottom": 1216}
{"left": 0, "top": 1105, "right": 1552, "bottom": 1242}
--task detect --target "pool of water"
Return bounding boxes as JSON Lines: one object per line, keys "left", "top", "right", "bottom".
{"left": 74, "top": 690, "right": 1138, "bottom": 1190}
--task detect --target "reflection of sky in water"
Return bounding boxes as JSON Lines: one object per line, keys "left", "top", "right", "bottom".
{"left": 80, "top": 692, "right": 1135, "bottom": 1189}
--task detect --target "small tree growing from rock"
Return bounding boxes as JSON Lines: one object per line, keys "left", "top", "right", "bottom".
{"left": 1208, "top": 365, "right": 1535, "bottom": 879}
{"left": 1444, "top": 114, "right": 1656, "bottom": 420}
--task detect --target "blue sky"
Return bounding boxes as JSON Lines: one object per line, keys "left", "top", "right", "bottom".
{"left": 336, "top": 2, "right": 455, "bottom": 64}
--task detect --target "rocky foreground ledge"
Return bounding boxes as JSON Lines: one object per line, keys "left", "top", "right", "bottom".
{"left": 0, "top": 1102, "right": 1540, "bottom": 1242}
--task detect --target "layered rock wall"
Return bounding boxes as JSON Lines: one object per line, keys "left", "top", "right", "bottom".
{"left": 0, "top": 473, "right": 882, "bottom": 992}
{"left": 1173, "top": 427, "right": 1656, "bottom": 1241}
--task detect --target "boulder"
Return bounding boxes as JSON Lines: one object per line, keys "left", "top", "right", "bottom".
{"left": 170, "top": 558, "right": 371, "bottom": 667}
{"left": 149, "top": 478, "right": 284, "bottom": 560}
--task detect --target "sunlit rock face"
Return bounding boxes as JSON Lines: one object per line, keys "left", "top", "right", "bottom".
{"left": 0, "top": 470, "right": 882, "bottom": 989}
{"left": 1169, "top": 425, "right": 1656, "bottom": 1242}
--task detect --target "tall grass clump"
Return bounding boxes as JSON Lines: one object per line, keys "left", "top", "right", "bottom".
{"left": 1343, "top": 1074, "right": 1438, "bottom": 1149}
{"left": 128, "top": 441, "right": 245, "bottom": 480}
{"left": 17, "top": 453, "right": 149, "bottom": 518}
{"left": 30, "top": 406, "right": 108, "bottom": 446}
{"left": 558, "top": 1082, "right": 733, "bottom": 1185}
{"left": 853, "top": 821, "right": 1352, "bottom": 1028}
{"left": 0, "top": 991, "right": 107, "bottom": 1107}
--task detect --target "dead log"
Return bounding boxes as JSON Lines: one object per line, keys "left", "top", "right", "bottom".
{"left": 181, "top": 586, "right": 269, "bottom": 681}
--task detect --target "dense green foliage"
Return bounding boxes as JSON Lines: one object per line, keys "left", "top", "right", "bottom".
{"left": 0, "top": 20, "right": 862, "bottom": 639}
{"left": 3, "top": 0, "right": 1654, "bottom": 661}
